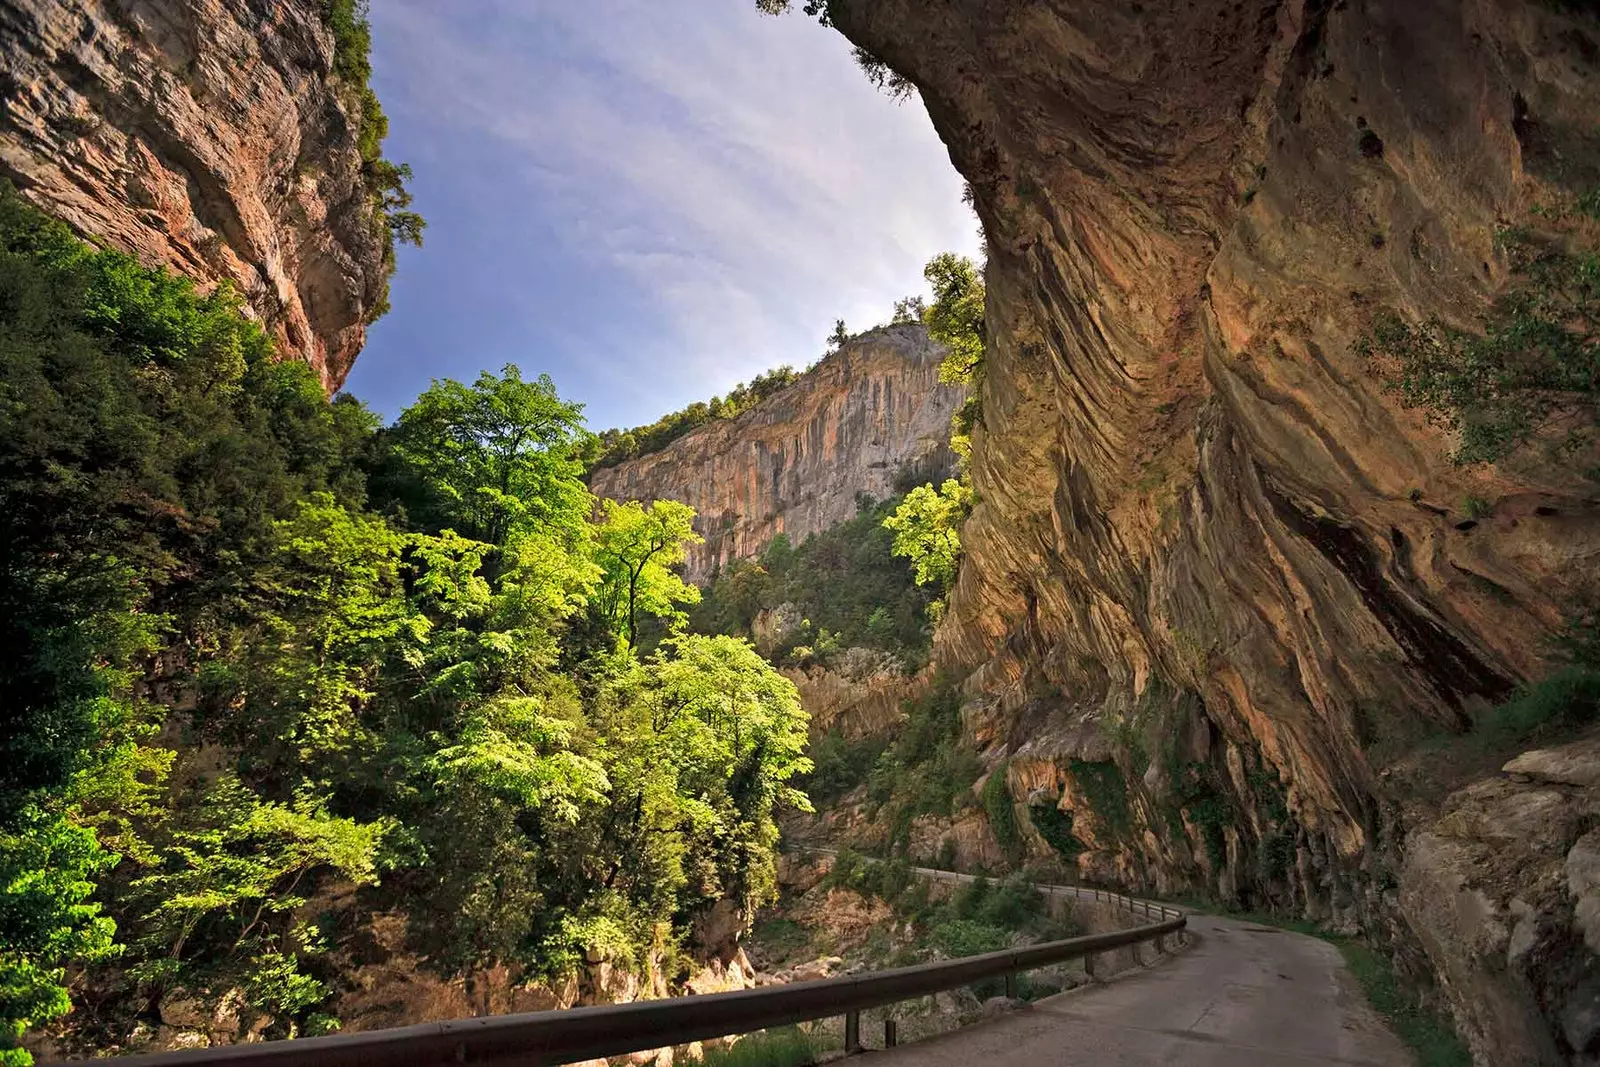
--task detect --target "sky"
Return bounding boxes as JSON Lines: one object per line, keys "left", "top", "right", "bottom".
{"left": 343, "top": 0, "right": 981, "bottom": 430}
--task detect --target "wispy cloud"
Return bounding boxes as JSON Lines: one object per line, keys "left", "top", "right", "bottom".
{"left": 348, "top": 0, "right": 979, "bottom": 428}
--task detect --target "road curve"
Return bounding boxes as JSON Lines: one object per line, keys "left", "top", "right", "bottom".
{"left": 855, "top": 911, "right": 1412, "bottom": 1067}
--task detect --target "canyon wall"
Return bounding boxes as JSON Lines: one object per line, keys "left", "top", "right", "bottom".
{"left": 820, "top": 0, "right": 1600, "bottom": 1062}
{"left": 590, "top": 323, "right": 964, "bottom": 584}
{"left": 0, "top": 0, "right": 389, "bottom": 389}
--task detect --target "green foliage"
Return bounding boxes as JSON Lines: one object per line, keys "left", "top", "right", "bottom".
{"left": 799, "top": 732, "right": 888, "bottom": 806}
{"left": 0, "top": 190, "right": 814, "bottom": 1052}
{"left": 1476, "top": 666, "right": 1600, "bottom": 748}
{"left": 930, "top": 918, "right": 1008, "bottom": 958}
{"left": 697, "top": 1027, "right": 820, "bottom": 1067}
{"left": 128, "top": 775, "right": 387, "bottom": 965}
{"left": 375, "top": 365, "right": 592, "bottom": 546}
{"left": 0, "top": 812, "right": 118, "bottom": 1066}
{"left": 883, "top": 479, "right": 972, "bottom": 594}
{"left": 980, "top": 764, "right": 1021, "bottom": 863}
{"left": 863, "top": 687, "right": 984, "bottom": 857}
{"left": 923, "top": 253, "right": 986, "bottom": 386}
{"left": 591, "top": 365, "right": 801, "bottom": 469}
{"left": 1027, "top": 803, "right": 1085, "bottom": 862}
{"left": 1362, "top": 226, "right": 1599, "bottom": 465}
{"left": 1336, "top": 942, "right": 1471, "bottom": 1067}
{"left": 1067, "top": 761, "right": 1132, "bottom": 843}
{"left": 321, "top": 0, "right": 424, "bottom": 314}
{"left": 592, "top": 499, "right": 702, "bottom": 648}
{"left": 1170, "top": 763, "right": 1231, "bottom": 869}
{"left": 693, "top": 495, "right": 936, "bottom": 667}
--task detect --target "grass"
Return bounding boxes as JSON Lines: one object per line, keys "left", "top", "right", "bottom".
{"left": 697, "top": 1026, "right": 823, "bottom": 1067}
{"left": 1337, "top": 942, "right": 1471, "bottom": 1067}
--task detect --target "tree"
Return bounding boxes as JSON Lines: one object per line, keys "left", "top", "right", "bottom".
{"left": 1363, "top": 225, "right": 1600, "bottom": 465}
{"left": 883, "top": 479, "right": 973, "bottom": 591}
{"left": 891, "top": 295, "right": 927, "bottom": 324}
{"left": 593, "top": 500, "right": 703, "bottom": 648}
{"left": 923, "top": 253, "right": 985, "bottom": 385}
{"left": 0, "top": 811, "right": 118, "bottom": 1067}
{"left": 827, "top": 319, "right": 851, "bottom": 351}
{"left": 379, "top": 366, "right": 592, "bottom": 547}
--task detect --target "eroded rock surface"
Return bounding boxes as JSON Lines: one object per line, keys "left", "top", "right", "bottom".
{"left": 0, "top": 0, "right": 390, "bottom": 388}
{"left": 819, "top": 0, "right": 1600, "bottom": 1060}
{"left": 589, "top": 324, "right": 964, "bottom": 584}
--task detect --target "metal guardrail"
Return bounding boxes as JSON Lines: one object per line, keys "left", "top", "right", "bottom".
{"left": 53, "top": 859, "right": 1184, "bottom": 1067}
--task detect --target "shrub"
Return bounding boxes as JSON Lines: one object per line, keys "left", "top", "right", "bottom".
{"left": 1477, "top": 666, "right": 1600, "bottom": 747}
{"left": 1028, "top": 803, "right": 1085, "bottom": 862}
{"left": 980, "top": 764, "right": 1021, "bottom": 863}
{"left": 1361, "top": 225, "right": 1600, "bottom": 466}
{"left": 931, "top": 918, "right": 1008, "bottom": 958}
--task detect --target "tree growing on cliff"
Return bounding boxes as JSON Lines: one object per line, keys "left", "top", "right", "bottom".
{"left": 883, "top": 478, "right": 972, "bottom": 593}
{"left": 1363, "top": 208, "right": 1600, "bottom": 467}
{"left": 923, "top": 253, "right": 986, "bottom": 386}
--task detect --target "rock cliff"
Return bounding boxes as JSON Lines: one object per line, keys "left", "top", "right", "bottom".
{"left": 817, "top": 0, "right": 1600, "bottom": 1061}
{"left": 590, "top": 323, "right": 965, "bottom": 584}
{"left": 0, "top": 0, "right": 389, "bottom": 389}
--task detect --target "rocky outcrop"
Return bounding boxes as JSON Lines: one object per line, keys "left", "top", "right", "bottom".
{"left": 590, "top": 324, "right": 964, "bottom": 584}
{"left": 818, "top": 0, "right": 1600, "bottom": 1060}
{"left": 0, "top": 0, "right": 390, "bottom": 389}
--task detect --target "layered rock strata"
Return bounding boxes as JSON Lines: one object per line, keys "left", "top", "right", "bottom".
{"left": 590, "top": 324, "right": 964, "bottom": 584}
{"left": 0, "top": 0, "right": 389, "bottom": 388}
{"left": 820, "top": 1, "right": 1600, "bottom": 1061}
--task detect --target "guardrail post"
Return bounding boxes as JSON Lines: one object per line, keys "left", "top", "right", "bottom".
{"left": 1156, "top": 933, "right": 1166, "bottom": 955}
{"left": 1084, "top": 952, "right": 1095, "bottom": 980}
{"left": 1005, "top": 972, "right": 1017, "bottom": 999}
{"left": 884, "top": 1019, "right": 897, "bottom": 1048}
{"left": 845, "top": 1010, "right": 862, "bottom": 1054}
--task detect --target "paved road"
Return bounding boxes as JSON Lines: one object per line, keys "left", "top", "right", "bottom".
{"left": 855, "top": 911, "right": 1412, "bottom": 1067}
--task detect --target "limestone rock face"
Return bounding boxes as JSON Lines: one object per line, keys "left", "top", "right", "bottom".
{"left": 589, "top": 324, "right": 964, "bottom": 584}
{"left": 821, "top": 0, "right": 1600, "bottom": 1059}
{"left": 0, "top": 0, "right": 389, "bottom": 389}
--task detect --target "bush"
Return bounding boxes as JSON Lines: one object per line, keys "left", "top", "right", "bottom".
{"left": 1029, "top": 802, "right": 1085, "bottom": 862}
{"left": 799, "top": 731, "right": 887, "bottom": 806}
{"left": 1477, "top": 667, "right": 1600, "bottom": 747}
{"left": 1361, "top": 222, "right": 1600, "bottom": 466}
{"left": 980, "top": 764, "right": 1021, "bottom": 863}
{"left": 698, "top": 1027, "right": 820, "bottom": 1067}
{"left": 931, "top": 918, "right": 1008, "bottom": 958}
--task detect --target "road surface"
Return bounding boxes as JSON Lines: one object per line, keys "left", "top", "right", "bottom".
{"left": 856, "top": 911, "right": 1412, "bottom": 1067}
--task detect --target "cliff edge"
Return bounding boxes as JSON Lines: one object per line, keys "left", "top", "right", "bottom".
{"left": 0, "top": 0, "right": 390, "bottom": 389}
{"left": 591, "top": 323, "right": 965, "bottom": 584}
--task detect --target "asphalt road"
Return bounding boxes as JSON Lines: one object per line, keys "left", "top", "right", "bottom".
{"left": 856, "top": 911, "right": 1413, "bottom": 1067}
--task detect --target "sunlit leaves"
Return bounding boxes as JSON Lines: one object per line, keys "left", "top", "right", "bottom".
{"left": 592, "top": 499, "right": 703, "bottom": 647}
{"left": 883, "top": 479, "right": 972, "bottom": 591}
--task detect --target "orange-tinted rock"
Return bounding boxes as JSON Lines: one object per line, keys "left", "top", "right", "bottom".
{"left": 822, "top": 0, "right": 1600, "bottom": 1057}
{"left": 590, "top": 324, "right": 964, "bottom": 584}
{"left": 0, "top": 0, "right": 389, "bottom": 389}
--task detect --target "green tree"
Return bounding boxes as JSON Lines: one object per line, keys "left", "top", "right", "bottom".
{"left": 592, "top": 499, "right": 703, "bottom": 648}
{"left": 883, "top": 479, "right": 972, "bottom": 591}
{"left": 379, "top": 366, "right": 592, "bottom": 546}
{"left": 892, "top": 295, "right": 927, "bottom": 324}
{"left": 0, "top": 812, "right": 118, "bottom": 1067}
{"left": 130, "top": 776, "right": 388, "bottom": 960}
{"left": 1364, "top": 226, "right": 1600, "bottom": 465}
{"left": 923, "top": 253, "right": 985, "bottom": 385}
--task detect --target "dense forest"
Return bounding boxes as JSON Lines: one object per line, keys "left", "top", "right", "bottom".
{"left": 0, "top": 187, "right": 812, "bottom": 1063}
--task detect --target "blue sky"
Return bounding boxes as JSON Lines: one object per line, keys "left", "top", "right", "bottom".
{"left": 343, "top": 0, "right": 980, "bottom": 430}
